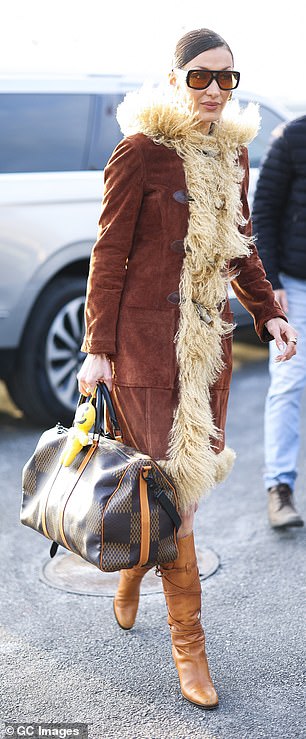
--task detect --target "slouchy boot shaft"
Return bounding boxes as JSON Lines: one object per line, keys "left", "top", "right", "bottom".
{"left": 160, "top": 533, "right": 218, "bottom": 708}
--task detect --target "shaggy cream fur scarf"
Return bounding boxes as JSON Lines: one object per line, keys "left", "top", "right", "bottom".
{"left": 117, "top": 85, "right": 260, "bottom": 512}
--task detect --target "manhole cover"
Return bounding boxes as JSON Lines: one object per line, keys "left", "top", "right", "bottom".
{"left": 40, "top": 547, "right": 219, "bottom": 597}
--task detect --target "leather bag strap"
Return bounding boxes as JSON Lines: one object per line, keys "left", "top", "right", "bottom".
{"left": 95, "top": 382, "right": 121, "bottom": 438}
{"left": 146, "top": 473, "right": 181, "bottom": 531}
{"left": 77, "top": 383, "right": 122, "bottom": 439}
{"left": 155, "top": 488, "right": 182, "bottom": 531}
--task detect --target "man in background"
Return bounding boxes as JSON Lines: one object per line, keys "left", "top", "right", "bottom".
{"left": 252, "top": 115, "right": 306, "bottom": 528}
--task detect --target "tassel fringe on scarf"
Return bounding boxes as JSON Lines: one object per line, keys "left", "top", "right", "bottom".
{"left": 117, "top": 85, "right": 260, "bottom": 512}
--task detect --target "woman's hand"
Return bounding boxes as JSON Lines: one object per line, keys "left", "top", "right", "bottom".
{"left": 265, "top": 317, "right": 297, "bottom": 362}
{"left": 77, "top": 353, "right": 112, "bottom": 394}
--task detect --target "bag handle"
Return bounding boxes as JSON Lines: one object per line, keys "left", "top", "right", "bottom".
{"left": 77, "top": 382, "right": 122, "bottom": 440}
{"left": 95, "top": 382, "right": 122, "bottom": 439}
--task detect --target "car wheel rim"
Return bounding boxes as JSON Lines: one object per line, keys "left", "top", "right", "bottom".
{"left": 46, "top": 296, "right": 85, "bottom": 411}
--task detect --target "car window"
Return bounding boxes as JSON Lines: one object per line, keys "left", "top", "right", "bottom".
{"left": 0, "top": 93, "right": 93, "bottom": 172}
{"left": 238, "top": 99, "right": 285, "bottom": 168}
{"left": 89, "top": 93, "right": 125, "bottom": 170}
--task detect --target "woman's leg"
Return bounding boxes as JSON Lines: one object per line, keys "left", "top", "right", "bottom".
{"left": 159, "top": 521, "right": 218, "bottom": 709}
{"left": 177, "top": 504, "right": 197, "bottom": 539}
{"left": 111, "top": 383, "right": 217, "bottom": 706}
{"left": 113, "top": 508, "right": 197, "bottom": 630}
{"left": 112, "top": 384, "right": 179, "bottom": 630}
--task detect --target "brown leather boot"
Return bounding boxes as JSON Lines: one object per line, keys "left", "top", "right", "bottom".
{"left": 159, "top": 533, "right": 218, "bottom": 709}
{"left": 113, "top": 565, "right": 152, "bottom": 630}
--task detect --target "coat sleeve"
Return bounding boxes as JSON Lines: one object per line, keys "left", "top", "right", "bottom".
{"left": 229, "top": 147, "right": 286, "bottom": 341}
{"left": 251, "top": 126, "right": 292, "bottom": 289}
{"left": 81, "top": 137, "right": 144, "bottom": 355}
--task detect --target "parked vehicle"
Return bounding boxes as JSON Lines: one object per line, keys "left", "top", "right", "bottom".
{"left": 0, "top": 77, "right": 290, "bottom": 424}
{"left": 229, "top": 90, "right": 290, "bottom": 327}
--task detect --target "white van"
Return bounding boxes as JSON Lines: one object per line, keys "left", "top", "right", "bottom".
{"left": 0, "top": 77, "right": 289, "bottom": 425}
{"left": 0, "top": 75, "right": 145, "bottom": 425}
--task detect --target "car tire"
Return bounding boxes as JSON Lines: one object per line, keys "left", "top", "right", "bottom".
{"left": 7, "top": 276, "right": 87, "bottom": 427}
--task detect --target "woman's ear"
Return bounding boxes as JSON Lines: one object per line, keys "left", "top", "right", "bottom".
{"left": 169, "top": 70, "right": 177, "bottom": 87}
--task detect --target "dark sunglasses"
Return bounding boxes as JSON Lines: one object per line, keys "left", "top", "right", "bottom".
{"left": 184, "top": 69, "right": 240, "bottom": 91}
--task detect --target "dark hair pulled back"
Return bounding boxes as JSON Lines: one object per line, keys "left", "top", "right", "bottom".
{"left": 173, "top": 28, "right": 234, "bottom": 69}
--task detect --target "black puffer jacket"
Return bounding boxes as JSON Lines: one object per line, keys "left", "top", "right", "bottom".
{"left": 252, "top": 115, "right": 306, "bottom": 289}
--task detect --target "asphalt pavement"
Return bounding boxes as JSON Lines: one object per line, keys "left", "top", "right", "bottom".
{"left": 0, "top": 342, "right": 305, "bottom": 739}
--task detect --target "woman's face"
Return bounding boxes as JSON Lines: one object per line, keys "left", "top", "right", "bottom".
{"left": 171, "top": 46, "right": 234, "bottom": 131}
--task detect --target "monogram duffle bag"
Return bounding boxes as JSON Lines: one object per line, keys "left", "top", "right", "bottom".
{"left": 21, "top": 383, "right": 181, "bottom": 572}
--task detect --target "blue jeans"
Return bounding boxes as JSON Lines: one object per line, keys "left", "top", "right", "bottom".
{"left": 264, "top": 273, "right": 306, "bottom": 491}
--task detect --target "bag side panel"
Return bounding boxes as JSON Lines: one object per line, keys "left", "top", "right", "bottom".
{"left": 101, "top": 461, "right": 143, "bottom": 572}
{"left": 147, "top": 465, "right": 178, "bottom": 564}
{"left": 21, "top": 428, "right": 68, "bottom": 536}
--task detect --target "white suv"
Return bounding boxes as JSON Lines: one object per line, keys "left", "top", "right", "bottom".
{"left": 0, "top": 78, "right": 289, "bottom": 425}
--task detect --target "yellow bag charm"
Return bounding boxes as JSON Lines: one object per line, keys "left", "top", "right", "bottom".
{"left": 60, "top": 391, "right": 96, "bottom": 467}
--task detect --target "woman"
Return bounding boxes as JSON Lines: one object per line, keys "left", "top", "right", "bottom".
{"left": 78, "top": 28, "right": 297, "bottom": 708}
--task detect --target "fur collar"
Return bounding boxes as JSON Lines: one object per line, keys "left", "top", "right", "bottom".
{"left": 117, "top": 83, "right": 260, "bottom": 151}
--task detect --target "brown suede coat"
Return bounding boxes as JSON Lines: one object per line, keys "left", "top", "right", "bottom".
{"left": 82, "top": 133, "right": 285, "bottom": 453}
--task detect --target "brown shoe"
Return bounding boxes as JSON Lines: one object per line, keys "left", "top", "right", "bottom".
{"left": 113, "top": 565, "right": 152, "bottom": 630}
{"left": 159, "top": 533, "right": 218, "bottom": 709}
{"left": 268, "top": 484, "right": 304, "bottom": 529}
